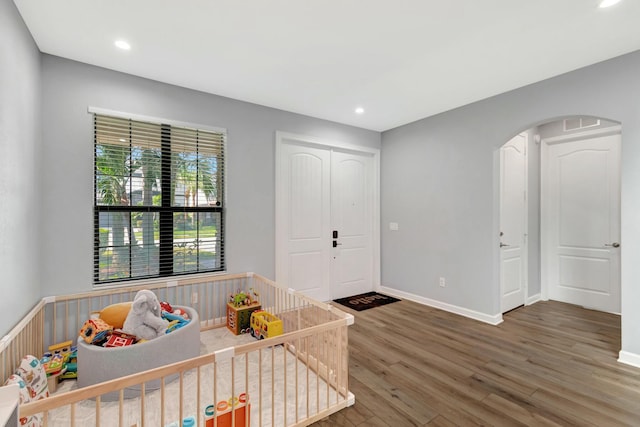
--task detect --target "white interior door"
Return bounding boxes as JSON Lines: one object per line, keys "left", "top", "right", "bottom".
{"left": 276, "top": 133, "right": 378, "bottom": 301}
{"left": 543, "top": 131, "right": 621, "bottom": 313}
{"left": 500, "top": 134, "right": 527, "bottom": 313}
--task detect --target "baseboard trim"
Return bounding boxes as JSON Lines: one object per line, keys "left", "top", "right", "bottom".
{"left": 526, "top": 293, "right": 542, "bottom": 306}
{"left": 618, "top": 351, "right": 640, "bottom": 368}
{"left": 379, "top": 286, "right": 503, "bottom": 325}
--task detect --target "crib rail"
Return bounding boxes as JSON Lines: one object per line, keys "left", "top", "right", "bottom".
{"left": 2, "top": 272, "right": 353, "bottom": 426}
{"left": 21, "top": 318, "right": 351, "bottom": 426}
{"left": 1, "top": 300, "right": 46, "bottom": 384}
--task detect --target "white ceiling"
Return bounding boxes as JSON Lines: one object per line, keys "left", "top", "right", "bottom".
{"left": 13, "top": 0, "right": 640, "bottom": 132}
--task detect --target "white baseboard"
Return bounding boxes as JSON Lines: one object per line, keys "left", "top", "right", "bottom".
{"left": 379, "top": 286, "right": 503, "bottom": 325}
{"left": 526, "top": 293, "right": 542, "bottom": 306}
{"left": 618, "top": 351, "right": 640, "bottom": 368}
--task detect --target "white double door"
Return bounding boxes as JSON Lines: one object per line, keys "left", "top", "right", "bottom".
{"left": 276, "top": 134, "right": 377, "bottom": 302}
{"left": 542, "top": 130, "right": 621, "bottom": 313}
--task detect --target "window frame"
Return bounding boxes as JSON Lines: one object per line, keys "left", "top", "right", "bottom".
{"left": 90, "top": 107, "right": 227, "bottom": 285}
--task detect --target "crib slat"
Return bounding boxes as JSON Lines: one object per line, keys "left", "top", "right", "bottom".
{"left": 179, "top": 372, "right": 184, "bottom": 427}
{"left": 96, "top": 396, "right": 101, "bottom": 426}
{"left": 258, "top": 348, "right": 263, "bottom": 427}
{"left": 160, "top": 377, "right": 165, "bottom": 427}
{"left": 119, "top": 389, "right": 124, "bottom": 427}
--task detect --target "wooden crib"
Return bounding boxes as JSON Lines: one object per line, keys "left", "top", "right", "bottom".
{"left": 0, "top": 273, "right": 354, "bottom": 426}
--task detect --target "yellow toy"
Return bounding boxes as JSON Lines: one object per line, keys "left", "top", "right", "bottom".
{"left": 48, "top": 341, "right": 73, "bottom": 361}
{"left": 98, "top": 301, "right": 133, "bottom": 329}
{"left": 249, "top": 311, "right": 283, "bottom": 340}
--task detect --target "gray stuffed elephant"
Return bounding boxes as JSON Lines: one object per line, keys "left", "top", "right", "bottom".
{"left": 122, "top": 290, "right": 169, "bottom": 340}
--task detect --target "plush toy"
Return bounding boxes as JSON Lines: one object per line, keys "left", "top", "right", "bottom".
{"left": 122, "top": 290, "right": 169, "bottom": 340}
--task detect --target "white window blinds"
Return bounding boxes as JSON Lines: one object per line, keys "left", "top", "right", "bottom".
{"left": 93, "top": 113, "right": 225, "bottom": 283}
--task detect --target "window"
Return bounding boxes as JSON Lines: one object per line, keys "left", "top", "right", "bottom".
{"left": 93, "top": 113, "right": 225, "bottom": 284}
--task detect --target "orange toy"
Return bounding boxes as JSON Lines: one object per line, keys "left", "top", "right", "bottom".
{"left": 205, "top": 393, "right": 250, "bottom": 427}
{"left": 99, "top": 302, "right": 133, "bottom": 329}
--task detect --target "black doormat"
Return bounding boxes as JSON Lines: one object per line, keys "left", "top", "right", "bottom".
{"left": 333, "top": 292, "right": 400, "bottom": 311}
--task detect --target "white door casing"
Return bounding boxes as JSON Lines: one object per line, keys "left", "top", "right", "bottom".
{"left": 541, "top": 128, "right": 621, "bottom": 313}
{"left": 275, "top": 132, "right": 380, "bottom": 302}
{"left": 500, "top": 133, "right": 528, "bottom": 313}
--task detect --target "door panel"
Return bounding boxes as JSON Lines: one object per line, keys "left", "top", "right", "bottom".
{"left": 500, "top": 134, "right": 527, "bottom": 313}
{"left": 276, "top": 143, "right": 331, "bottom": 301}
{"left": 544, "top": 133, "right": 620, "bottom": 313}
{"left": 331, "top": 151, "right": 374, "bottom": 299}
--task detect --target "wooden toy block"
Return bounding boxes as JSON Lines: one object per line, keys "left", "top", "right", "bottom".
{"left": 226, "top": 302, "right": 261, "bottom": 335}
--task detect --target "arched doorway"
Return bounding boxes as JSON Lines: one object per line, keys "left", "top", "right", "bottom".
{"left": 499, "top": 116, "right": 621, "bottom": 314}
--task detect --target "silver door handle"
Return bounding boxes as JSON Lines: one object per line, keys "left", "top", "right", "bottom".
{"left": 500, "top": 242, "right": 510, "bottom": 248}
{"left": 605, "top": 242, "right": 620, "bottom": 248}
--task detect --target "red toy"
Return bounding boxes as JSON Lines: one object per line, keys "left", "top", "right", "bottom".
{"left": 160, "top": 301, "right": 174, "bottom": 313}
{"left": 104, "top": 331, "right": 137, "bottom": 348}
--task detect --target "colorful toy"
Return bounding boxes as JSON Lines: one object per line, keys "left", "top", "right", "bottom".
{"left": 79, "top": 318, "right": 113, "bottom": 344}
{"left": 59, "top": 347, "right": 78, "bottom": 381}
{"left": 40, "top": 353, "right": 65, "bottom": 375}
{"left": 160, "top": 301, "right": 173, "bottom": 313}
{"left": 48, "top": 340, "right": 73, "bottom": 359}
{"left": 205, "top": 393, "right": 250, "bottom": 427}
{"left": 228, "top": 288, "right": 258, "bottom": 308}
{"left": 163, "top": 310, "right": 191, "bottom": 333}
{"left": 250, "top": 310, "right": 283, "bottom": 340}
{"left": 172, "top": 308, "right": 189, "bottom": 320}
{"left": 226, "top": 301, "right": 261, "bottom": 335}
{"left": 104, "top": 331, "right": 137, "bottom": 347}
{"left": 43, "top": 342, "right": 78, "bottom": 383}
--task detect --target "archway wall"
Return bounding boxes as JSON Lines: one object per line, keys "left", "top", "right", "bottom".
{"left": 381, "top": 49, "right": 640, "bottom": 355}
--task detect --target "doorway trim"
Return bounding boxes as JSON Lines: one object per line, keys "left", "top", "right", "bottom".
{"left": 540, "top": 124, "right": 622, "bottom": 304}
{"left": 274, "top": 131, "right": 381, "bottom": 296}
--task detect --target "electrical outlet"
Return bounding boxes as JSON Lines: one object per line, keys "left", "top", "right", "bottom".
{"left": 191, "top": 292, "right": 198, "bottom": 304}
{"left": 439, "top": 277, "right": 446, "bottom": 287}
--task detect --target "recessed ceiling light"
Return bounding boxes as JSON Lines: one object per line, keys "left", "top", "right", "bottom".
{"left": 114, "top": 40, "right": 131, "bottom": 50}
{"left": 599, "top": 0, "right": 622, "bottom": 8}
{"left": 355, "top": 107, "right": 365, "bottom": 115}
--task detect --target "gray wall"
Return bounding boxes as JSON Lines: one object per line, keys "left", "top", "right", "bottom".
{"left": 381, "top": 49, "right": 640, "bottom": 356}
{"left": 0, "top": 0, "right": 42, "bottom": 336}
{"left": 40, "top": 54, "right": 380, "bottom": 297}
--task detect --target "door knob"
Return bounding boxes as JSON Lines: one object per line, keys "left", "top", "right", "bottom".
{"left": 500, "top": 242, "right": 510, "bottom": 248}
{"left": 333, "top": 241, "right": 342, "bottom": 248}
{"left": 605, "top": 242, "right": 620, "bottom": 248}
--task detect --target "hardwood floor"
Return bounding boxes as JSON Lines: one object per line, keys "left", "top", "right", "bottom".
{"left": 312, "top": 299, "right": 640, "bottom": 426}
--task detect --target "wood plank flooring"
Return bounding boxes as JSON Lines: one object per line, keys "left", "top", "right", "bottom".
{"left": 311, "top": 299, "right": 640, "bottom": 426}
